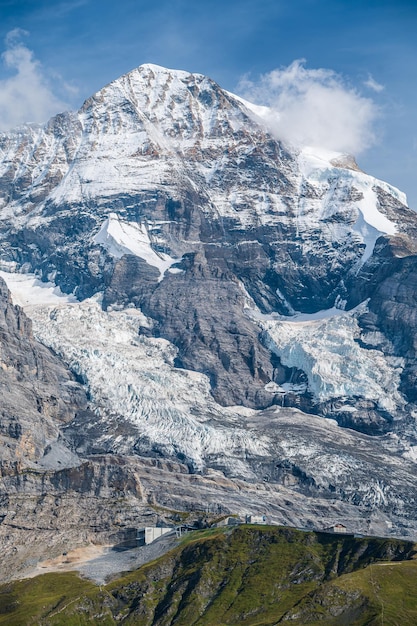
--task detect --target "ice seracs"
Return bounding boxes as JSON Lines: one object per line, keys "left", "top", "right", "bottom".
{"left": 17, "top": 293, "right": 270, "bottom": 476}
{"left": 261, "top": 304, "right": 405, "bottom": 413}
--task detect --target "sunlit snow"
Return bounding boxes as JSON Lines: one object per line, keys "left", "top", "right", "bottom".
{"left": 94, "top": 213, "right": 178, "bottom": 280}
{"left": 0, "top": 271, "right": 77, "bottom": 306}
{"left": 298, "top": 147, "right": 399, "bottom": 262}
{"left": 0, "top": 64, "right": 409, "bottom": 275}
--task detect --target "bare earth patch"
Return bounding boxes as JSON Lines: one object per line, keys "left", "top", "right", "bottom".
{"left": 28, "top": 544, "right": 110, "bottom": 577}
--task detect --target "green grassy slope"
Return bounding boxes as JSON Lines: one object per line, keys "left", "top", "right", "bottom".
{"left": 0, "top": 526, "right": 415, "bottom": 625}
{"left": 293, "top": 559, "right": 417, "bottom": 626}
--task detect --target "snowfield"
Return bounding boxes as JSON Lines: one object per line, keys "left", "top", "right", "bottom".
{"left": 94, "top": 213, "right": 179, "bottom": 280}
{"left": 0, "top": 271, "right": 78, "bottom": 306}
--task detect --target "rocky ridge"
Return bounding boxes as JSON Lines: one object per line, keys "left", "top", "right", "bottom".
{"left": 0, "top": 276, "right": 85, "bottom": 465}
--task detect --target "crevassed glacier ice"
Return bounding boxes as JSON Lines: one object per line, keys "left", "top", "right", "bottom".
{"left": 25, "top": 297, "right": 270, "bottom": 474}
{"left": 261, "top": 304, "right": 405, "bottom": 412}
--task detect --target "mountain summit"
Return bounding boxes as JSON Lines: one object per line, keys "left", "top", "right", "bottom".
{"left": 1, "top": 64, "right": 417, "bottom": 574}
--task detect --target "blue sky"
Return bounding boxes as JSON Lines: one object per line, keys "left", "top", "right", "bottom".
{"left": 0, "top": 0, "right": 416, "bottom": 207}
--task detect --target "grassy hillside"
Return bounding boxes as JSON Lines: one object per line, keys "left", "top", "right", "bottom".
{"left": 291, "top": 559, "right": 417, "bottom": 625}
{"left": 0, "top": 526, "right": 416, "bottom": 625}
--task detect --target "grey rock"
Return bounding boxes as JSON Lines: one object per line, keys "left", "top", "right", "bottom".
{"left": 0, "top": 277, "right": 88, "bottom": 464}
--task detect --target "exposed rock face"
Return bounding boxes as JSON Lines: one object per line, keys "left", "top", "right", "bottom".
{"left": 0, "top": 277, "right": 87, "bottom": 464}
{"left": 347, "top": 235, "right": 417, "bottom": 404}
{"left": 1, "top": 64, "right": 417, "bottom": 569}
{"left": 138, "top": 255, "right": 276, "bottom": 407}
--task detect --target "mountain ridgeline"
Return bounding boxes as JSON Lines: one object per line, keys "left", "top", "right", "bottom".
{"left": 1, "top": 63, "right": 416, "bottom": 416}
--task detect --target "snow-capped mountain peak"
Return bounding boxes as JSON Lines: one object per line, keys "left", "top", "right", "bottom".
{"left": 2, "top": 62, "right": 417, "bottom": 547}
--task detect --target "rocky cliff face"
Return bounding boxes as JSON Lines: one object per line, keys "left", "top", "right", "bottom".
{"left": 0, "top": 276, "right": 86, "bottom": 465}
{"left": 0, "top": 277, "right": 163, "bottom": 579}
{"left": 1, "top": 64, "right": 417, "bottom": 565}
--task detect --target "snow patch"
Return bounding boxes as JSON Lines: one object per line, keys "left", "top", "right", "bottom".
{"left": 264, "top": 381, "right": 307, "bottom": 394}
{"left": 403, "top": 446, "right": 417, "bottom": 463}
{"left": 0, "top": 271, "right": 77, "bottom": 307}
{"left": 94, "top": 213, "right": 179, "bottom": 281}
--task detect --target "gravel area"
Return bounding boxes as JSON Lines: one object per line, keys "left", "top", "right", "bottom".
{"left": 78, "top": 533, "right": 180, "bottom": 584}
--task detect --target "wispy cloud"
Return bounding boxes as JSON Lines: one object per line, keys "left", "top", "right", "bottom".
{"left": 0, "top": 29, "right": 72, "bottom": 131}
{"left": 238, "top": 60, "right": 379, "bottom": 155}
{"left": 363, "top": 74, "right": 385, "bottom": 93}
{"left": 35, "top": 0, "right": 90, "bottom": 20}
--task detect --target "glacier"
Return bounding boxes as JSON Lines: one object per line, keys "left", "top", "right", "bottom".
{"left": 261, "top": 304, "right": 405, "bottom": 413}
{"left": 3, "top": 282, "right": 269, "bottom": 476}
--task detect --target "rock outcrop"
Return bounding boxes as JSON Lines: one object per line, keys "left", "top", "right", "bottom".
{"left": 0, "top": 277, "right": 87, "bottom": 464}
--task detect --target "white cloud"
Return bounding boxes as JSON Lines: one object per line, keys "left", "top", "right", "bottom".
{"left": 238, "top": 60, "right": 379, "bottom": 155}
{"left": 0, "top": 29, "right": 70, "bottom": 131}
{"left": 364, "top": 75, "right": 385, "bottom": 93}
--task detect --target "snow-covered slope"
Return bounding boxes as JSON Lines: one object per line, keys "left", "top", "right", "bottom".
{"left": 93, "top": 212, "right": 180, "bottom": 280}
{"left": 0, "top": 64, "right": 406, "bottom": 234}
